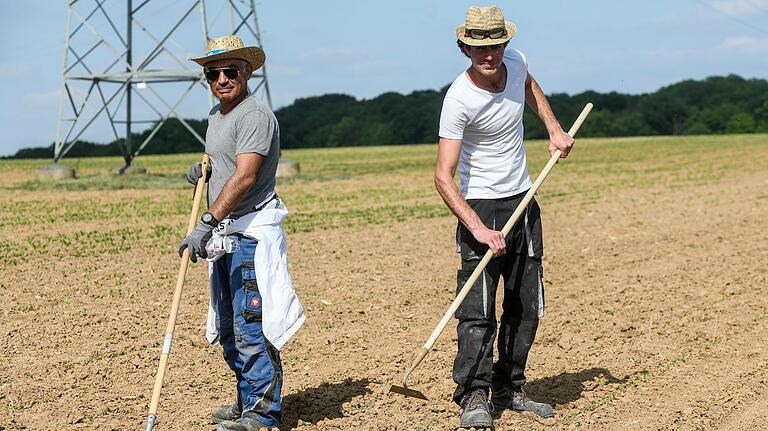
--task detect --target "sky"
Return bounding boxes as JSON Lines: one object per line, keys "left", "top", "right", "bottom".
{"left": 0, "top": 0, "right": 767, "bottom": 157}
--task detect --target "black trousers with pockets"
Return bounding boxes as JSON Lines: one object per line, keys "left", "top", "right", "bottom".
{"left": 452, "top": 192, "right": 545, "bottom": 405}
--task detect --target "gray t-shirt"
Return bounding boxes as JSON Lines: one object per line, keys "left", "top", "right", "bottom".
{"left": 206, "top": 93, "right": 279, "bottom": 218}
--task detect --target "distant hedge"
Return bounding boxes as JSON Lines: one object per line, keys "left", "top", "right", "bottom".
{"left": 9, "top": 74, "right": 767, "bottom": 159}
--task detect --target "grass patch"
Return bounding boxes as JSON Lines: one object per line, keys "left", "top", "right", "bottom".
{"left": 8, "top": 172, "right": 188, "bottom": 192}
{"left": 2, "top": 224, "right": 182, "bottom": 266}
{"left": 0, "top": 195, "right": 191, "bottom": 228}
{"left": 285, "top": 203, "right": 450, "bottom": 233}
{"left": 1, "top": 134, "right": 766, "bottom": 265}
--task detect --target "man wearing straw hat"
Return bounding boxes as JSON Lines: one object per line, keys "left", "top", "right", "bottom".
{"left": 435, "top": 5, "right": 574, "bottom": 428}
{"left": 180, "top": 35, "right": 304, "bottom": 431}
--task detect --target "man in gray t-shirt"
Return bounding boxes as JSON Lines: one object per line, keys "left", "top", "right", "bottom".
{"left": 178, "top": 35, "right": 284, "bottom": 431}
{"left": 205, "top": 93, "right": 279, "bottom": 218}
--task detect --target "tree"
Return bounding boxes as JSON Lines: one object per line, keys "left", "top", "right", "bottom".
{"left": 578, "top": 110, "right": 612, "bottom": 137}
{"left": 726, "top": 113, "right": 756, "bottom": 133}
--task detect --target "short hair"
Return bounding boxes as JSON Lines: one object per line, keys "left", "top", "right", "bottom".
{"left": 234, "top": 58, "right": 250, "bottom": 72}
{"left": 227, "top": 59, "right": 252, "bottom": 78}
{"left": 457, "top": 40, "right": 509, "bottom": 58}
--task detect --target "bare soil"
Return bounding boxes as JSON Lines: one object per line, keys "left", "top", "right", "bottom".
{"left": 2, "top": 137, "right": 767, "bottom": 430}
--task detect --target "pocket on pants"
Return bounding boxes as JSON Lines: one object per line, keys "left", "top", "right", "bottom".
{"left": 455, "top": 266, "right": 487, "bottom": 320}
{"left": 241, "top": 261, "right": 262, "bottom": 322}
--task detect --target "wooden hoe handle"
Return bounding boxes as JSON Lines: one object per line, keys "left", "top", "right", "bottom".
{"left": 145, "top": 153, "right": 210, "bottom": 431}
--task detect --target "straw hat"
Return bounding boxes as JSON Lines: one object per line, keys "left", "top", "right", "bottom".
{"left": 455, "top": 6, "right": 517, "bottom": 47}
{"left": 189, "top": 35, "right": 265, "bottom": 70}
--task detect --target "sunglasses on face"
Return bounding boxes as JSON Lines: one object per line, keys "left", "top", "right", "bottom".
{"left": 465, "top": 28, "right": 507, "bottom": 40}
{"left": 204, "top": 66, "right": 240, "bottom": 82}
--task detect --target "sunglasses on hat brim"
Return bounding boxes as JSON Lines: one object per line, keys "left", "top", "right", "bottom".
{"left": 464, "top": 28, "right": 507, "bottom": 40}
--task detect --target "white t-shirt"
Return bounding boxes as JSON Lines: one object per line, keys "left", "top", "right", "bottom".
{"left": 439, "top": 48, "right": 531, "bottom": 199}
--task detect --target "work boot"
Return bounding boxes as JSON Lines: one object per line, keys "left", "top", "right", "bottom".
{"left": 211, "top": 403, "right": 241, "bottom": 424}
{"left": 216, "top": 411, "right": 275, "bottom": 431}
{"left": 491, "top": 387, "right": 554, "bottom": 418}
{"left": 458, "top": 388, "right": 494, "bottom": 429}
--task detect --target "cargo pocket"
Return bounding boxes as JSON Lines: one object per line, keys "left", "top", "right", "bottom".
{"left": 455, "top": 261, "right": 487, "bottom": 320}
{"left": 241, "top": 261, "right": 262, "bottom": 323}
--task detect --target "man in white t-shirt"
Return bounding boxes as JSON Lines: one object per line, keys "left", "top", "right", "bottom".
{"left": 435, "top": 6, "right": 574, "bottom": 429}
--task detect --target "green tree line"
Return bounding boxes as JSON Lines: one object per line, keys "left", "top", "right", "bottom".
{"left": 10, "top": 119, "right": 208, "bottom": 159}
{"left": 9, "top": 74, "right": 768, "bottom": 159}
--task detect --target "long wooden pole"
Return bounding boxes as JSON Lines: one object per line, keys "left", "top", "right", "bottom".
{"left": 145, "top": 153, "right": 210, "bottom": 431}
{"left": 396, "top": 103, "right": 593, "bottom": 394}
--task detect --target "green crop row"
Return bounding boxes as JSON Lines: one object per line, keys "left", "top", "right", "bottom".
{"left": 285, "top": 203, "right": 450, "bottom": 233}
{"left": 1, "top": 202, "right": 450, "bottom": 267}
{"left": 0, "top": 224, "right": 181, "bottom": 267}
{"left": 0, "top": 195, "right": 192, "bottom": 228}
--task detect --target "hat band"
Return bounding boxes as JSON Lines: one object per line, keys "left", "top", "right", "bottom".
{"left": 207, "top": 48, "right": 230, "bottom": 56}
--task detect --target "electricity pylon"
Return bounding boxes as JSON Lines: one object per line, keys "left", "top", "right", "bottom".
{"left": 53, "top": 0, "right": 272, "bottom": 170}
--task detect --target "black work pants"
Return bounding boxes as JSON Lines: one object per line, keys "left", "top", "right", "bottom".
{"left": 452, "top": 192, "right": 544, "bottom": 405}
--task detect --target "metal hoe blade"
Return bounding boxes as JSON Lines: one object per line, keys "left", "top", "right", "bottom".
{"left": 389, "top": 384, "right": 428, "bottom": 400}
{"left": 390, "top": 346, "right": 431, "bottom": 399}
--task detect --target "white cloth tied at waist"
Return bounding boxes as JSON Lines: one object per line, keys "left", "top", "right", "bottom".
{"left": 205, "top": 198, "right": 305, "bottom": 350}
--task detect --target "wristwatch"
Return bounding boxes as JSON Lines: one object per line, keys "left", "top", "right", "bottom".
{"left": 201, "top": 211, "right": 218, "bottom": 228}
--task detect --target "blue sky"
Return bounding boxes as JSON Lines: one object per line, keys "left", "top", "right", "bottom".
{"left": 1, "top": 0, "right": 767, "bottom": 157}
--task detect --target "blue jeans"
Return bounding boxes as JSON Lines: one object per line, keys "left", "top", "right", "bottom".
{"left": 211, "top": 235, "right": 282, "bottom": 426}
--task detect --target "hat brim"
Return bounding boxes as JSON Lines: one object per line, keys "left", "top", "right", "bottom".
{"left": 189, "top": 46, "right": 265, "bottom": 71}
{"left": 456, "top": 21, "right": 517, "bottom": 46}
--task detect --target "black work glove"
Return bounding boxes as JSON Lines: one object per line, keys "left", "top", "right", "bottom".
{"left": 186, "top": 162, "right": 212, "bottom": 185}
{"left": 178, "top": 221, "right": 214, "bottom": 263}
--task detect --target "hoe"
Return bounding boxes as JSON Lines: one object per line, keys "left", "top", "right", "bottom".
{"left": 145, "top": 154, "right": 210, "bottom": 430}
{"left": 391, "top": 103, "right": 593, "bottom": 400}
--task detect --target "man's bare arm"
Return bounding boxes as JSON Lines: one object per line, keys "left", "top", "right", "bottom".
{"left": 208, "top": 152, "right": 264, "bottom": 220}
{"left": 435, "top": 137, "right": 506, "bottom": 256}
{"left": 525, "top": 73, "right": 574, "bottom": 158}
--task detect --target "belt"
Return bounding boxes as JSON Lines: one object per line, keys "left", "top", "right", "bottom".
{"left": 253, "top": 193, "right": 279, "bottom": 212}
{"left": 232, "top": 193, "right": 279, "bottom": 220}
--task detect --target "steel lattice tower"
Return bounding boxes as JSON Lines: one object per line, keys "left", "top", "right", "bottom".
{"left": 54, "top": 0, "right": 272, "bottom": 169}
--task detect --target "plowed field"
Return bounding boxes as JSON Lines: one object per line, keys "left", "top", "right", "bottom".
{"left": 1, "top": 134, "right": 766, "bottom": 430}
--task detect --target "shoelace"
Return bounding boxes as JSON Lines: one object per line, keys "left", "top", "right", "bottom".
{"left": 517, "top": 388, "right": 528, "bottom": 404}
{"left": 466, "top": 390, "right": 489, "bottom": 411}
